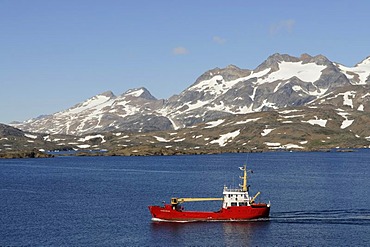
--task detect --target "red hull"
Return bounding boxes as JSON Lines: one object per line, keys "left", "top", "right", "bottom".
{"left": 148, "top": 203, "right": 270, "bottom": 222}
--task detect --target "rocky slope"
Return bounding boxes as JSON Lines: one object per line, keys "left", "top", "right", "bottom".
{"left": 0, "top": 124, "right": 54, "bottom": 158}
{"left": 2, "top": 84, "right": 370, "bottom": 156}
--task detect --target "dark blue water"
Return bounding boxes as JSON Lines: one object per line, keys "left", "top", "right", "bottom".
{"left": 1, "top": 150, "right": 370, "bottom": 246}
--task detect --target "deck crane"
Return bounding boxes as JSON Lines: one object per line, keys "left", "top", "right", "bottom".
{"left": 171, "top": 197, "right": 223, "bottom": 206}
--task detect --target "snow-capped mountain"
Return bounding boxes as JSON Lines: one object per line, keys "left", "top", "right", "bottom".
{"left": 335, "top": 56, "right": 370, "bottom": 85}
{"left": 12, "top": 53, "right": 370, "bottom": 135}
{"left": 14, "top": 88, "right": 170, "bottom": 135}
{"left": 161, "top": 53, "right": 352, "bottom": 128}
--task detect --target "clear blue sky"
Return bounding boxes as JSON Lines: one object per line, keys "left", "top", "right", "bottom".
{"left": 1, "top": 0, "right": 369, "bottom": 124}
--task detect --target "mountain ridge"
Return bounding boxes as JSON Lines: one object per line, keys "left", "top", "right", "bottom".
{"left": 10, "top": 53, "right": 370, "bottom": 136}
{"left": 2, "top": 84, "right": 370, "bottom": 156}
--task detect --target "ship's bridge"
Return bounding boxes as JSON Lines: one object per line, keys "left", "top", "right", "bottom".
{"left": 221, "top": 165, "right": 261, "bottom": 208}
{"left": 222, "top": 186, "right": 251, "bottom": 208}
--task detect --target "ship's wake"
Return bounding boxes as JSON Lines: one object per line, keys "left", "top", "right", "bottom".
{"left": 271, "top": 209, "right": 370, "bottom": 226}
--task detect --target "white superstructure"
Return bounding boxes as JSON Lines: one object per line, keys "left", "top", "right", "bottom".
{"left": 222, "top": 165, "right": 261, "bottom": 208}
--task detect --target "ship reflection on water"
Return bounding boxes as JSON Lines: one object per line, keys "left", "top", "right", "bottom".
{"left": 222, "top": 221, "right": 271, "bottom": 246}
{"left": 150, "top": 220, "right": 271, "bottom": 246}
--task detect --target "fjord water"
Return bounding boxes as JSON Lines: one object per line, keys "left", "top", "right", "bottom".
{"left": 1, "top": 150, "right": 369, "bottom": 246}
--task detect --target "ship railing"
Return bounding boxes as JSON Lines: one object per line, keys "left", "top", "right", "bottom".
{"left": 223, "top": 188, "right": 243, "bottom": 192}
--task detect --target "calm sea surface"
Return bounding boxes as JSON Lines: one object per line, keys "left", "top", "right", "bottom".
{"left": 1, "top": 150, "right": 370, "bottom": 246}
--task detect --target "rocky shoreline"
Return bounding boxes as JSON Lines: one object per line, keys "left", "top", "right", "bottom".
{"left": 1, "top": 146, "right": 358, "bottom": 159}
{"left": 0, "top": 150, "right": 54, "bottom": 159}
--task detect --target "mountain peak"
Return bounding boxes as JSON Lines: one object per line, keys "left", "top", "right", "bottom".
{"left": 356, "top": 55, "right": 370, "bottom": 66}
{"left": 300, "top": 53, "right": 313, "bottom": 60}
{"left": 226, "top": 64, "right": 240, "bottom": 69}
{"left": 267, "top": 53, "right": 299, "bottom": 62}
{"left": 192, "top": 65, "right": 250, "bottom": 85}
{"left": 99, "top": 91, "right": 115, "bottom": 98}
{"left": 255, "top": 53, "right": 299, "bottom": 72}
{"left": 123, "top": 87, "right": 157, "bottom": 100}
{"left": 309, "top": 54, "right": 331, "bottom": 65}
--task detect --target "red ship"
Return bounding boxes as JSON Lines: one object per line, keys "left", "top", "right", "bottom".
{"left": 148, "top": 165, "right": 270, "bottom": 222}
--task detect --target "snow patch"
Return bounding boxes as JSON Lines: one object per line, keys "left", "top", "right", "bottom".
{"left": 302, "top": 117, "right": 327, "bottom": 127}
{"left": 153, "top": 136, "right": 171, "bottom": 142}
{"left": 361, "top": 93, "right": 370, "bottom": 99}
{"left": 167, "top": 117, "right": 181, "bottom": 130}
{"left": 341, "top": 119, "right": 354, "bottom": 129}
{"left": 337, "top": 112, "right": 354, "bottom": 129}
{"left": 264, "top": 142, "right": 281, "bottom": 146}
{"left": 284, "top": 144, "right": 304, "bottom": 149}
{"left": 193, "top": 135, "right": 203, "bottom": 139}
{"left": 279, "top": 109, "right": 302, "bottom": 114}
{"left": 119, "top": 135, "right": 130, "bottom": 139}
{"left": 339, "top": 91, "right": 356, "bottom": 108}
{"left": 78, "top": 134, "right": 106, "bottom": 143}
{"left": 250, "top": 68, "right": 271, "bottom": 80}
{"left": 292, "top": 85, "right": 301, "bottom": 92}
{"left": 264, "top": 142, "right": 304, "bottom": 149}
{"left": 125, "top": 88, "right": 145, "bottom": 97}
{"left": 234, "top": 118, "right": 261, "bottom": 125}
{"left": 210, "top": 129, "right": 240, "bottom": 147}
{"left": 42, "top": 135, "right": 50, "bottom": 141}
{"left": 65, "top": 94, "right": 113, "bottom": 115}
{"left": 235, "top": 105, "right": 254, "bottom": 114}
{"left": 264, "top": 61, "right": 326, "bottom": 83}
{"left": 274, "top": 82, "right": 283, "bottom": 93}
{"left": 174, "top": 138, "right": 186, "bottom": 142}
{"left": 280, "top": 114, "right": 305, "bottom": 119}
{"left": 204, "top": 119, "right": 225, "bottom": 128}
{"left": 292, "top": 84, "right": 328, "bottom": 96}
{"left": 261, "top": 128, "right": 275, "bottom": 136}
{"left": 254, "top": 99, "right": 278, "bottom": 111}
{"left": 77, "top": 144, "right": 91, "bottom": 148}
{"left": 25, "top": 133, "right": 37, "bottom": 139}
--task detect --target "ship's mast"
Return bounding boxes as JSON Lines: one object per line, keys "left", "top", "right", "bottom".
{"left": 242, "top": 165, "right": 248, "bottom": 192}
